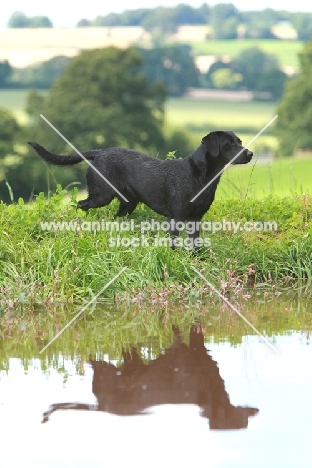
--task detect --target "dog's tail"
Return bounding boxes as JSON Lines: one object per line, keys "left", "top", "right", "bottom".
{"left": 28, "top": 142, "right": 98, "bottom": 166}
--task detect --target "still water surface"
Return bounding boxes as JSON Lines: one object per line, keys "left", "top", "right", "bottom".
{"left": 0, "top": 301, "right": 311, "bottom": 468}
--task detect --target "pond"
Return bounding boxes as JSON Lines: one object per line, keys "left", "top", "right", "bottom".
{"left": 0, "top": 297, "right": 311, "bottom": 468}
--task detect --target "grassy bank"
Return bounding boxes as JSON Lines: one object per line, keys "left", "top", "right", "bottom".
{"left": 0, "top": 189, "right": 311, "bottom": 317}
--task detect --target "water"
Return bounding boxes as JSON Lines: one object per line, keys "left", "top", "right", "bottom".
{"left": 0, "top": 300, "right": 311, "bottom": 468}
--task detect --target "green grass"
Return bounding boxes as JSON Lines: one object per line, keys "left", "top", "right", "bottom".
{"left": 218, "top": 157, "right": 312, "bottom": 199}
{"left": 189, "top": 39, "right": 303, "bottom": 68}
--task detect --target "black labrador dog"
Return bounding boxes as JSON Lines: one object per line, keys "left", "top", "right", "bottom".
{"left": 29, "top": 131, "right": 253, "bottom": 248}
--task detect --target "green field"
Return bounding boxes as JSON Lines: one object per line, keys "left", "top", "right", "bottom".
{"left": 0, "top": 89, "right": 33, "bottom": 124}
{"left": 0, "top": 89, "right": 28, "bottom": 111}
{"left": 165, "top": 97, "right": 278, "bottom": 150}
{"left": 189, "top": 39, "right": 303, "bottom": 68}
{"left": 166, "top": 98, "right": 276, "bottom": 130}
{"left": 217, "top": 156, "right": 312, "bottom": 199}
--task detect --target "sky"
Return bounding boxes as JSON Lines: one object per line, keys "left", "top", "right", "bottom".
{"left": 1, "top": 1, "right": 312, "bottom": 29}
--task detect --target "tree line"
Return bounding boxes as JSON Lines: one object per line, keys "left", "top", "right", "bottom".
{"left": 0, "top": 44, "right": 287, "bottom": 100}
{"left": 7, "top": 5, "right": 312, "bottom": 41}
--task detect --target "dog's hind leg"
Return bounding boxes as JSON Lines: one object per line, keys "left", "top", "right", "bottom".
{"left": 78, "top": 186, "right": 115, "bottom": 211}
{"left": 78, "top": 194, "right": 115, "bottom": 211}
{"left": 78, "top": 167, "right": 116, "bottom": 211}
{"left": 116, "top": 198, "right": 139, "bottom": 217}
{"left": 186, "top": 217, "right": 203, "bottom": 253}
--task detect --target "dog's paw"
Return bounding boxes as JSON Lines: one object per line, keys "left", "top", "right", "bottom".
{"left": 78, "top": 199, "right": 90, "bottom": 211}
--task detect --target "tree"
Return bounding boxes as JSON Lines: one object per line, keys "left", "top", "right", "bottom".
{"left": 204, "top": 60, "right": 229, "bottom": 87}
{"left": 90, "top": 9, "right": 150, "bottom": 27}
{"left": 257, "top": 8, "right": 280, "bottom": 26}
{"left": 204, "top": 48, "right": 287, "bottom": 98}
{"left": 77, "top": 19, "right": 91, "bottom": 27}
{"left": 216, "top": 16, "right": 240, "bottom": 39}
{"left": 210, "top": 3, "right": 240, "bottom": 39}
{"left": 25, "top": 89, "right": 46, "bottom": 117}
{"left": 7, "top": 11, "right": 53, "bottom": 28}
{"left": 0, "top": 60, "right": 12, "bottom": 87}
{"left": 0, "top": 109, "right": 20, "bottom": 159}
{"left": 173, "top": 3, "right": 207, "bottom": 25}
{"left": 240, "top": 8, "right": 289, "bottom": 30}
{"left": 231, "top": 47, "right": 278, "bottom": 89}
{"left": 7, "top": 11, "right": 29, "bottom": 27}
{"left": 163, "top": 129, "right": 193, "bottom": 158}
{"left": 29, "top": 16, "right": 53, "bottom": 28}
{"left": 292, "top": 13, "right": 312, "bottom": 41}
{"left": 255, "top": 68, "right": 287, "bottom": 100}
{"left": 211, "top": 3, "right": 239, "bottom": 22}
{"left": 0, "top": 108, "right": 23, "bottom": 202}
{"left": 243, "top": 8, "right": 279, "bottom": 39}
{"left": 82, "top": 5, "right": 209, "bottom": 29}
{"left": 275, "top": 39, "right": 312, "bottom": 155}
{"left": 244, "top": 24, "right": 276, "bottom": 39}
{"left": 211, "top": 68, "right": 242, "bottom": 89}
{"left": 14, "top": 56, "right": 71, "bottom": 88}
{"left": 28, "top": 47, "right": 167, "bottom": 155}
{"left": 142, "top": 7, "right": 176, "bottom": 33}
{"left": 138, "top": 45, "right": 200, "bottom": 96}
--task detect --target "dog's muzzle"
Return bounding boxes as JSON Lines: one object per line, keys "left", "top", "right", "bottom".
{"left": 246, "top": 150, "right": 253, "bottom": 161}
{"left": 232, "top": 149, "right": 253, "bottom": 165}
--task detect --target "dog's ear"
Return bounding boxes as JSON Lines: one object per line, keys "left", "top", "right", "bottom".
{"left": 201, "top": 132, "right": 220, "bottom": 158}
{"left": 190, "top": 132, "right": 220, "bottom": 172}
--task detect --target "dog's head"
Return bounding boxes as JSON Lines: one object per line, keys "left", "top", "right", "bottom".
{"left": 202, "top": 131, "right": 253, "bottom": 165}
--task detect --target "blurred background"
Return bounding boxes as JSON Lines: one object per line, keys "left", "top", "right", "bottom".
{"left": 0, "top": 1, "right": 312, "bottom": 203}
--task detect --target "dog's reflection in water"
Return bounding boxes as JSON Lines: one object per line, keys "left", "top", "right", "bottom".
{"left": 42, "top": 326, "right": 258, "bottom": 429}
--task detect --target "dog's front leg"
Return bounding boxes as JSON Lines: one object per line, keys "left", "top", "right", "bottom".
{"left": 187, "top": 219, "right": 202, "bottom": 253}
